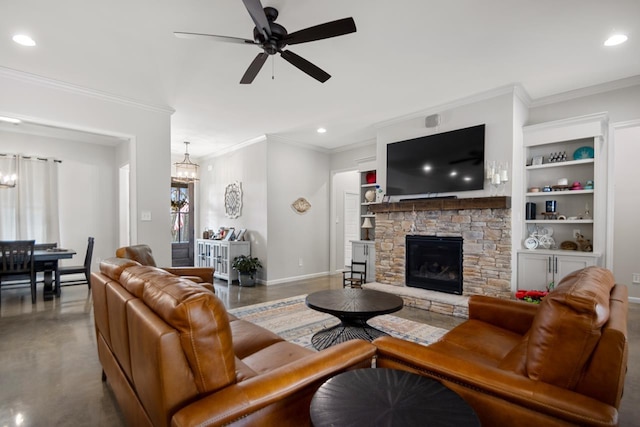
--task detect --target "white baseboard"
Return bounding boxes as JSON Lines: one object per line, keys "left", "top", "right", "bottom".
{"left": 263, "top": 271, "right": 331, "bottom": 286}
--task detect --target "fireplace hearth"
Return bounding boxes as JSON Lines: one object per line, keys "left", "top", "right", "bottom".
{"left": 406, "top": 235, "right": 463, "bottom": 295}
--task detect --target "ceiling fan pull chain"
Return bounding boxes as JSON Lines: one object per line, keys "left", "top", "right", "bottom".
{"left": 272, "top": 56, "right": 275, "bottom": 80}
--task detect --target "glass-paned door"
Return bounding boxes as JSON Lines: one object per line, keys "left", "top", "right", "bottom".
{"left": 171, "top": 182, "right": 194, "bottom": 266}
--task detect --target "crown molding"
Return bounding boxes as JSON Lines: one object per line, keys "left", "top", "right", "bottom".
{"left": 374, "top": 84, "right": 530, "bottom": 130}
{"left": 0, "top": 66, "right": 175, "bottom": 115}
{"left": 203, "top": 134, "right": 267, "bottom": 160}
{"left": 330, "top": 137, "right": 376, "bottom": 154}
{"left": 529, "top": 75, "right": 640, "bottom": 108}
{"left": 265, "top": 134, "right": 332, "bottom": 154}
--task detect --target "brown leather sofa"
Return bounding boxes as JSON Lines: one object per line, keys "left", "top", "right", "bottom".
{"left": 91, "top": 257, "right": 376, "bottom": 427}
{"left": 115, "top": 244, "right": 213, "bottom": 284}
{"left": 374, "top": 266, "right": 628, "bottom": 427}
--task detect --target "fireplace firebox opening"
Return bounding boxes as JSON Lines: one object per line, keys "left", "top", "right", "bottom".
{"left": 405, "top": 235, "right": 463, "bottom": 295}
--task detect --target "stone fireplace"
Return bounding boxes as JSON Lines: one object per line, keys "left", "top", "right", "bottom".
{"left": 367, "top": 197, "right": 512, "bottom": 317}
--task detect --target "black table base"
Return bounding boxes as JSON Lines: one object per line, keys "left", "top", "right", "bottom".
{"left": 311, "top": 319, "right": 389, "bottom": 350}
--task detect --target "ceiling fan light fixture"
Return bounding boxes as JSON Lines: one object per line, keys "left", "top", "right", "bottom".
{"left": 12, "top": 34, "right": 36, "bottom": 47}
{"left": 604, "top": 33, "right": 628, "bottom": 46}
{"left": 173, "top": 141, "right": 200, "bottom": 183}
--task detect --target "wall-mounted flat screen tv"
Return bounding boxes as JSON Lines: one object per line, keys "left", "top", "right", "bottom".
{"left": 386, "top": 124, "right": 485, "bottom": 196}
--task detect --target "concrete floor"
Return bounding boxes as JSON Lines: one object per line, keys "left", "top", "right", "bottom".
{"left": 0, "top": 276, "right": 638, "bottom": 426}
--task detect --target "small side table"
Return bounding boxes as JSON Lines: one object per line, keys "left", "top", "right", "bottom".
{"left": 310, "top": 368, "right": 480, "bottom": 427}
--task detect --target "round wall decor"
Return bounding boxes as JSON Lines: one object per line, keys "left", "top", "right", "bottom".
{"left": 225, "top": 181, "right": 243, "bottom": 218}
{"left": 292, "top": 197, "right": 311, "bottom": 214}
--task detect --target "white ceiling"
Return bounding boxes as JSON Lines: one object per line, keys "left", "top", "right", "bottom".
{"left": 1, "top": 0, "right": 639, "bottom": 158}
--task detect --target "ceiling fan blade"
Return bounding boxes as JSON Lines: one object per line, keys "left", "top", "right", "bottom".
{"left": 240, "top": 52, "right": 269, "bottom": 84}
{"left": 242, "top": 0, "right": 271, "bottom": 39}
{"left": 284, "top": 17, "right": 356, "bottom": 45}
{"left": 174, "top": 31, "right": 256, "bottom": 45}
{"left": 280, "top": 50, "right": 330, "bottom": 83}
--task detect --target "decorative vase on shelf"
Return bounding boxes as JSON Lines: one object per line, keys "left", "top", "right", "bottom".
{"left": 364, "top": 189, "right": 376, "bottom": 202}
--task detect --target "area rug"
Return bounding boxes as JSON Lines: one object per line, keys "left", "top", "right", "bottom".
{"left": 228, "top": 294, "right": 448, "bottom": 350}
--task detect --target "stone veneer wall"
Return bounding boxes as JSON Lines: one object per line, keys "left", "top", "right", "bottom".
{"left": 374, "top": 208, "right": 512, "bottom": 299}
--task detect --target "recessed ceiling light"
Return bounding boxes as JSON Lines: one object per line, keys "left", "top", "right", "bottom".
{"left": 0, "top": 116, "right": 22, "bottom": 124}
{"left": 604, "top": 34, "right": 628, "bottom": 46}
{"left": 12, "top": 34, "right": 36, "bottom": 47}
{"left": 317, "top": 127, "right": 327, "bottom": 134}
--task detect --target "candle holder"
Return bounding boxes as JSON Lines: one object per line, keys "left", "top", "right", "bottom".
{"left": 486, "top": 161, "right": 509, "bottom": 196}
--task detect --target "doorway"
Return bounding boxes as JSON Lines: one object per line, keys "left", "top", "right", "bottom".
{"left": 171, "top": 181, "right": 195, "bottom": 266}
{"left": 344, "top": 191, "right": 360, "bottom": 267}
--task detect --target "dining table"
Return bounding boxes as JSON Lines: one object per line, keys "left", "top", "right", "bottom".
{"left": 34, "top": 248, "right": 76, "bottom": 300}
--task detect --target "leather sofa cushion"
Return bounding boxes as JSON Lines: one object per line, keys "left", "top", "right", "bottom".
{"left": 229, "top": 318, "right": 285, "bottom": 359}
{"left": 239, "top": 341, "right": 313, "bottom": 376}
{"left": 526, "top": 266, "right": 615, "bottom": 389}
{"left": 436, "top": 319, "right": 523, "bottom": 365}
{"left": 120, "top": 268, "right": 237, "bottom": 395}
{"left": 116, "top": 244, "right": 157, "bottom": 266}
{"left": 100, "top": 258, "right": 141, "bottom": 281}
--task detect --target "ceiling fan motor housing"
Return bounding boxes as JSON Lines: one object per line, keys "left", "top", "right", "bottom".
{"left": 254, "top": 21, "right": 288, "bottom": 54}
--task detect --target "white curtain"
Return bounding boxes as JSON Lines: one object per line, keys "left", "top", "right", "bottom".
{"left": 0, "top": 155, "right": 60, "bottom": 243}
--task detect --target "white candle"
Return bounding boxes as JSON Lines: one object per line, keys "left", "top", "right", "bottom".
{"left": 491, "top": 173, "right": 501, "bottom": 185}
{"left": 500, "top": 169, "right": 508, "bottom": 182}
{"left": 486, "top": 161, "right": 495, "bottom": 179}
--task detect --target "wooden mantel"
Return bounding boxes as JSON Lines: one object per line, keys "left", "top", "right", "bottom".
{"left": 368, "top": 196, "right": 511, "bottom": 213}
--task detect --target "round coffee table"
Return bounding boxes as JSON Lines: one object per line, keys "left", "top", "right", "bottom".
{"left": 310, "top": 368, "right": 480, "bottom": 427}
{"left": 305, "top": 289, "right": 403, "bottom": 350}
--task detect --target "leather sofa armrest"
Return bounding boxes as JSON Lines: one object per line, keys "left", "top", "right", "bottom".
{"left": 468, "top": 295, "right": 538, "bottom": 335}
{"left": 171, "top": 340, "right": 376, "bottom": 427}
{"left": 162, "top": 267, "right": 214, "bottom": 284}
{"left": 374, "top": 336, "right": 617, "bottom": 427}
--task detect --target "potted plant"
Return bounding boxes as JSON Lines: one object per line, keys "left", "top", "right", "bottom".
{"left": 231, "top": 255, "right": 262, "bottom": 287}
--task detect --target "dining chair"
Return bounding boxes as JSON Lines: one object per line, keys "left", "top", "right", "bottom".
{"left": 343, "top": 261, "right": 367, "bottom": 288}
{"left": 55, "top": 237, "right": 94, "bottom": 295}
{"left": 0, "top": 240, "right": 37, "bottom": 303}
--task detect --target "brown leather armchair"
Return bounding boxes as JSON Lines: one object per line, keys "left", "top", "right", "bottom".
{"left": 115, "top": 244, "right": 213, "bottom": 284}
{"left": 374, "top": 267, "right": 628, "bottom": 427}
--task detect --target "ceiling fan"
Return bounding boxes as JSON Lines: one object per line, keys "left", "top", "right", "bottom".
{"left": 174, "top": 0, "right": 356, "bottom": 84}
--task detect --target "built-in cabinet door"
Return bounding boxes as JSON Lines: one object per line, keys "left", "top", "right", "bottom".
{"left": 352, "top": 241, "right": 375, "bottom": 282}
{"left": 518, "top": 252, "right": 599, "bottom": 291}
{"left": 554, "top": 255, "right": 597, "bottom": 284}
{"left": 518, "top": 253, "right": 553, "bottom": 291}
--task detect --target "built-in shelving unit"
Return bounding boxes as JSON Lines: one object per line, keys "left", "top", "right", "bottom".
{"left": 359, "top": 169, "right": 378, "bottom": 241}
{"left": 518, "top": 113, "right": 608, "bottom": 290}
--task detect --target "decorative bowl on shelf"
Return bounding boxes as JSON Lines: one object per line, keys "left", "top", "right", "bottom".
{"left": 573, "top": 146, "right": 594, "bottom": 160}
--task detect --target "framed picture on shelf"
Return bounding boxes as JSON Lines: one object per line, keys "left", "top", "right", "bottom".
{"left": 224, "top": 228, "right": 235, "bottom": 241}
{"left": 532, "top": 155, "right": 544, "bottom": 166}
{"left": 382, "top": 195, "right": 391, "bottom": 203}
{"left": 235, "top": 229, "right": 247, "bottom": 241}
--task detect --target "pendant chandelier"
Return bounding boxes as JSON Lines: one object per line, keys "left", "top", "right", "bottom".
{"left": 173, "top": 141, "right": 199, "bottom": 183}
